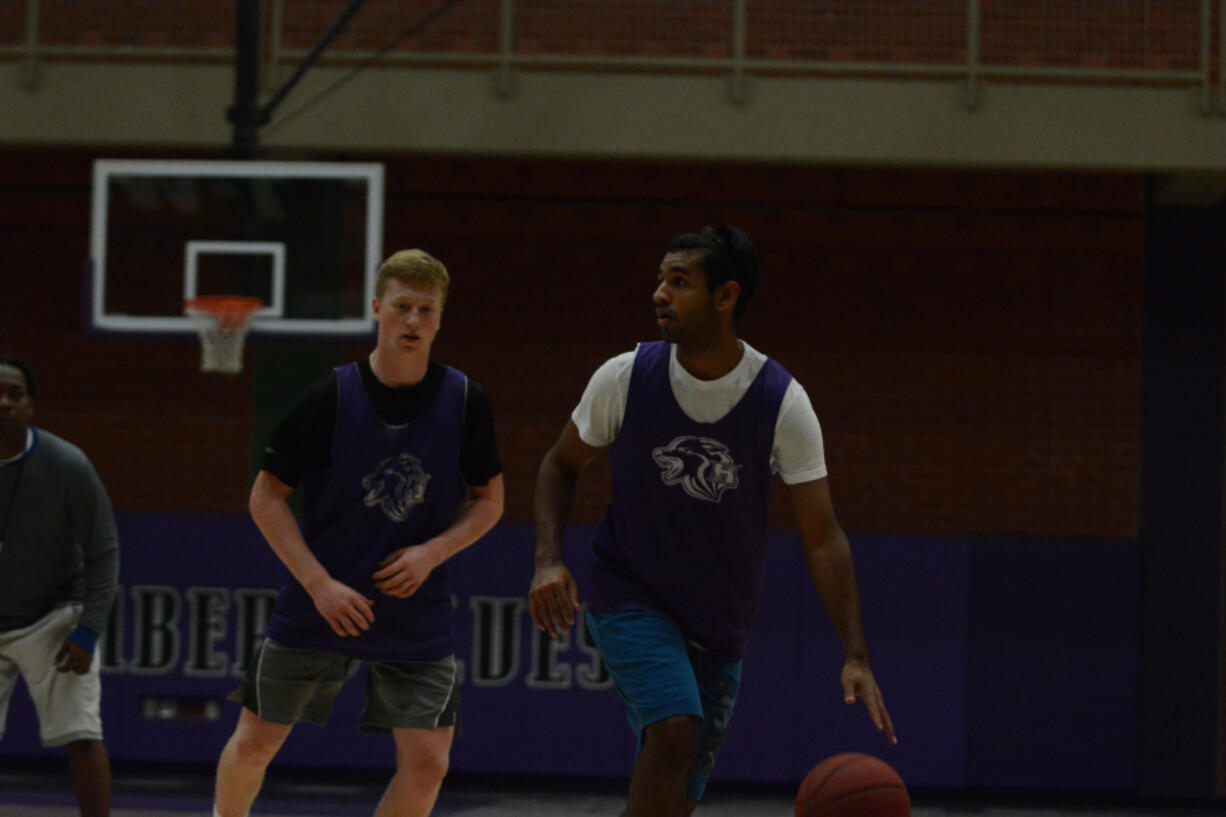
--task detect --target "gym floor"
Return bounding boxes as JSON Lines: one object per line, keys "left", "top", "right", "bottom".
{"left": 1, "top": 763, "right": 1222, "bottom": 817}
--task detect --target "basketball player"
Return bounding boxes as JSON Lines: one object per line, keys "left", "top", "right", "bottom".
{"left": 528, "top": 227, "right": 896, "bottom": 817}
{"left": 212, "top": 250, "right": 504, "bottom": 817}
{"left": 0, "top": 356, "right": 119, "bottom": 817}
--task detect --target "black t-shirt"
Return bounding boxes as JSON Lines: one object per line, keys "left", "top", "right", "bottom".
{"left": 263, "top": 358, "right": 501, "bottom": 489}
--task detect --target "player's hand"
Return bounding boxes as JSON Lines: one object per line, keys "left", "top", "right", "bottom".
{"left": 373, "top": 545, "right": 438, "bottom": 598}
{"left": 306, "top": 576, "right": 375, "bottom": 637}
{"left": 54, "top": 641, "right": 93, "bottom": 674}
{"left": 528, "top": 560, "right": 581, "bottom": 638}
{"left": 841, "top": 659, "right": 898, "bottom": 745}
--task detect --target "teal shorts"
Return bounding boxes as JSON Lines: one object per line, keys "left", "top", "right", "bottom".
{"left": 587, "top": 610, "right": 742, "bottom": 801}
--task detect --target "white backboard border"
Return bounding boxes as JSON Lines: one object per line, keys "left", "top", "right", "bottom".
{"left": 90, "top": 159, "right": 384, "bottom": 335}
{"left": 184, "top": 240, "right": 287, "bottom": 320}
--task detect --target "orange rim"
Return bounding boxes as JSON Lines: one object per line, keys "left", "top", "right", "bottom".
{"left": 184, "top": 296, "right": 264, "bottom": 330}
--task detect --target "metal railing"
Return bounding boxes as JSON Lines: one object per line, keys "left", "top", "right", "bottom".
{"left": 2, "top": 0, "right": 1222, "bottom": 115}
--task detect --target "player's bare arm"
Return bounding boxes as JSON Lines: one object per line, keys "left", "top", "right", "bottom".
{"left": 530, "top": 420, "right": 605, "bottom": 637}
{"left": 374, "top": 474, "right": 505, "bottom": 598}
{"left": 790, "top": 477, "right": 898, "bottom": 745}
{"left": 249, "top": 470, "right": 375, "bottom": 638}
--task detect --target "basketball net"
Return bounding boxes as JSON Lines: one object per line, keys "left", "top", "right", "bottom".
{"left": 184, "top": 296, "right": 264, "bottom": 374}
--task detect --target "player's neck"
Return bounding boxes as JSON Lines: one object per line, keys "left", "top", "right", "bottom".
{"left": 0, "top": 427, "right": 29, "bottom": 461}
{"left": 368, "top": 348, "right": 429, "bottom": 388}
{"left": 674, "top": 332, "right": 743, "bottom": 381}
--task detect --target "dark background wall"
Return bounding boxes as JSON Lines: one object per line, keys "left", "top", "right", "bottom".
{"left": 3, "top": 0, "right": 1225, "bottom": 804}
{"left": 0, "top": 146, "right": 1220, "bottom": 800}
{"left": 1, "top": 148, "right": 1145, "bottom": 535}
{"left": 1139, "top": 202, "right": 1226, "bottom": 798}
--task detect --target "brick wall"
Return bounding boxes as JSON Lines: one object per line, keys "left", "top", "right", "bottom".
{"left": 0, "top": 148, "right": 1142, "bottom": 538}
{"left": 0, "top": 148, "right": 255, "bottom": 512}
{"left": 0, "top": 1, "right": 1211, "bottom": 73}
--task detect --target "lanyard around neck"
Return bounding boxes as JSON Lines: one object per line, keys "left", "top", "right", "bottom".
{"left": 0, "top": 430, "right": 33, "bottom": 552}
{"left": 0, "top": 458, "right": 24, "bottom": 552}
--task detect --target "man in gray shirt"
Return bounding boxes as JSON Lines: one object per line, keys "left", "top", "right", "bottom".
{"left": 0, "top": 356, "right": 119, "bottom": 817}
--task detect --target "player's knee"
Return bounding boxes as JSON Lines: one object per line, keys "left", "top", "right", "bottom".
{"left": 643, "top": 715, "right": 701, "bottom": 764}
{"left": 64, "top": 738, "right": 99, "bottom": 751}
{"left": 229, "top": 727, "right": 284, "bottom": 767}
{"left": 399, "top": 745, "right": 448, "bottom": 785}
{"left": 64, "top": 738, "right": 106, "bottom": 759}
{"left": 396, "top": 740, "right": 450, "bottom": 786}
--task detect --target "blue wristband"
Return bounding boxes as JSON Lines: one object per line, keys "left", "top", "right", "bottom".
{"left": 67, "top": 626, "right": 99, "bottom": 653}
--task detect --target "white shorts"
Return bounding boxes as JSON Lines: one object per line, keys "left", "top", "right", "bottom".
{"left": 0, "top": 603, "right": 103, "bottom": 746}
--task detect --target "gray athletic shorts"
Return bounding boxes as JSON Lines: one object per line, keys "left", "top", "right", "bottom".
{"left": 232, "top": 638, "right": 460, "bottom": 732}
{"left": 0, "top": 603, "right": 102, "bottom": 746}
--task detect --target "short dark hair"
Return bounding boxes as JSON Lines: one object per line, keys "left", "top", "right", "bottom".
{"left": 0, "top": 356, "right": 34, "bottom": 398}
{"left": 665, "top": 225, "right": 760, "bottom": 319}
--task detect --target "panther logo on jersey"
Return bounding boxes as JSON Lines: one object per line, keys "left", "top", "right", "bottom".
{"left": 651, "top": 435, "right": 741, "bottom": 503}
{"left": 362, "top": 453, "right": 432, "bottom": 522}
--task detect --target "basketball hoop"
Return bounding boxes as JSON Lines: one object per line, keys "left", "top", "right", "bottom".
{"left": 184, "top": 296, "right": 264, "bottom": 374}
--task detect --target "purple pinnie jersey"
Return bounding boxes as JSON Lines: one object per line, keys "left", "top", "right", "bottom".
{"left": 588, "top": 341, "right": 793, "bottom": 661}
{"left": 266, "top": 362, "right": 467, "bottom": 662}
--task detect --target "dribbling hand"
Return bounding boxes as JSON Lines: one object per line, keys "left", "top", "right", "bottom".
{"left": 841, "top": 659, "right": 898, "bottom": 745}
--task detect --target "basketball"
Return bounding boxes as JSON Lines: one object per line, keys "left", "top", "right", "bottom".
{"left": 795, "top": 753, "right": 910, "bottom": 817}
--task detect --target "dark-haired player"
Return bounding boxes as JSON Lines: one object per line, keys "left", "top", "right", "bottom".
{"left": 213, "top": 250, "right": 504, "bottom": 817}
{"left": 529, "top": 227, "right": 895, "bottom": 817}
{"left": 0, "top": 356, "right": 119, "bottom": 817}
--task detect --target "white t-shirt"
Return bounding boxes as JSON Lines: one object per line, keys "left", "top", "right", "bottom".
{"left": 571, "top": 341, "right": 828, "bottom": 485}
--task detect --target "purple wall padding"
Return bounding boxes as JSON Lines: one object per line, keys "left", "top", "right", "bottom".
{"left": 0, "top": 515, "right": 1138, "bottom": 794}
{"left": 965, "top": 538, "right": 1140, "bottom": 791}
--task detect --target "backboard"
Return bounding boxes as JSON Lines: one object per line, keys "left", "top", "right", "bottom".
{"left": 89, "top": 160, "right": 384, "bottom": 335}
